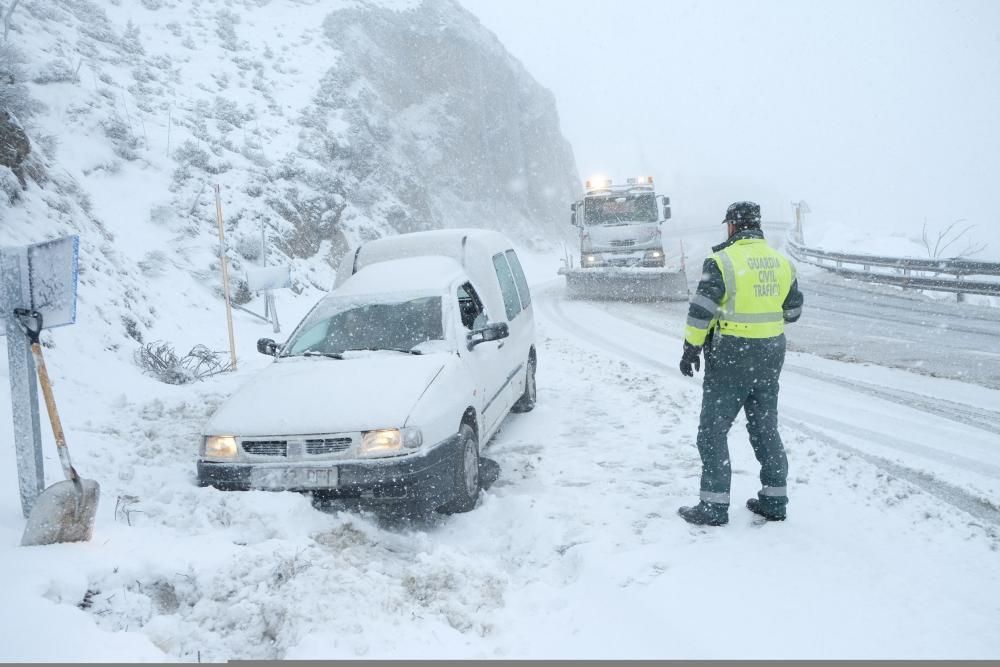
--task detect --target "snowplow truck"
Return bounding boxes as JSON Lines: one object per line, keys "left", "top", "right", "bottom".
{"left": 559, "top": 176, "right": 689, "bottom": 301}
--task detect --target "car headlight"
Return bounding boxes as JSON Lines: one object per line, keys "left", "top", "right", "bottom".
{"left": 360, "top": 427, "right": 423, "bottom": 457}
{"left": 203, "top": 435, "right": 237, "bottom": 459}
{"left": 644, "top": 249, "right": 664, "bottom": 259}
{"left": 582, "top": 254, "right": 601, "bottom": 265}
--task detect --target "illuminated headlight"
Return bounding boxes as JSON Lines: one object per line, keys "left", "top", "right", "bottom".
{"left": 203, "top": 435, "right": 237, "bottom": 459}
{"left": 582, "top": 254, "right": 601, "bottom": 265}
{"left": 645, "top": 250, "right": 664, "bottom": 259}
{"left": 360, "top": 427, "right": 423, "bottom": 457}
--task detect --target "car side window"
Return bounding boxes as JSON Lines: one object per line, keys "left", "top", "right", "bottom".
{"left": 505, "top": 249, "right": 531, "bottom": 309}
{"left": 458, "top": 282, "right": 488, "bottom": 330}
{"left": 492, "top": 252, "right": 522, "bottom": 320}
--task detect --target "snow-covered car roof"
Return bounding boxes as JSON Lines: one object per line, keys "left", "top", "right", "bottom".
{"left": 334, "top": 255, "right": 467, "bottom": 297}
{"left": 335, "top": 228, "right": 515, "bottom": 289}
{"left": 334, "top": 229, "right": 520, "bottom": 325}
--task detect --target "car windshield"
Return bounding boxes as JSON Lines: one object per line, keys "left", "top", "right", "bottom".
{"left": 282, "top": 294, "right": 445, "bottom": 357}
{"left": 584, "top": 193, "right": 657, "bottom": 225}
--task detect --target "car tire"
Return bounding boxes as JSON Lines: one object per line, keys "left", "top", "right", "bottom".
{"left": 437, "top": 423, "right": 479, "bottom": 514}
{"left": 511, "top": 352, "right": 536, "bottom": 413}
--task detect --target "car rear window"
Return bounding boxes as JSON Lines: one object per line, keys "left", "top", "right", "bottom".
{"left": 505, "top": 249, "right": 531, "bottom": 309}
{"left": 492, "top": 253, "right": 522, "bottom": 320}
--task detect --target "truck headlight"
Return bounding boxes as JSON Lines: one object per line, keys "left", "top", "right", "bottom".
{"left": 644, "top": 249, "right": 664, "bottom": 259}
{"left": 360, "top": 427, "right": 423, "bottom": 457}
{"left": 582, "top": 254, "right": 601, "bottom": 265}
{"left": 203, "top": 435, "right": 237, "bottom": 459}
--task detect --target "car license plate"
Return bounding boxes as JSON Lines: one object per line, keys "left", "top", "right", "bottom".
{"left": 250, "top": 467, "right": 338, "bottom": 489}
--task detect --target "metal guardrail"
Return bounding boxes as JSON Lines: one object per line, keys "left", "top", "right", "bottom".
{"left": 785, "top": 236, "right": 1000, "bottom": 298}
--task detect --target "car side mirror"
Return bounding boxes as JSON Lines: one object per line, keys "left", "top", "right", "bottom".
{"left": 257, "top": 337, "right": 279, "bottom": 356}
{"left": 466, "top": 321, "right": 510, "bottom": 350}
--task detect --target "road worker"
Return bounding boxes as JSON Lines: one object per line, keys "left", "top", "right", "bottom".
{"left": 677, "top": 201, "right": 804, "bottom": 526}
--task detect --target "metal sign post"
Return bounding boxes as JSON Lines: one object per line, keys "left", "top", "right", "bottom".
{"left": 246, "top": 265, "right": 291, "bottom": 334}
{"left": 1, "top": 235, "right": 79, "bottom": 518}
{"left": 791, "top": 200, "right": 810, "bottom": 244}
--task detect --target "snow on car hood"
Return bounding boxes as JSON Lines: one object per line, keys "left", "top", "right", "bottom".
{"left": 203, "top": 353, "right": 448, "bottom": 436}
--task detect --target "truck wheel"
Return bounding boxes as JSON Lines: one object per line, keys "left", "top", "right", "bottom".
{"left": 438, "top": 423, "right": 479, "bottom": 514}
{"left": 512, "top": 353, "right": 536, "bottom": 413}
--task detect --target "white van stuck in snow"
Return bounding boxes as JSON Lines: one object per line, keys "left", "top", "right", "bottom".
{"left": 197, "top": 229, "right": 537, "bottom": 513}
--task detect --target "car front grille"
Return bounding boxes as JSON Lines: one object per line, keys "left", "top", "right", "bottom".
{"left": 239, "top": 434, "right": 357, "bottom": 458}
{"left": 305, "top": 437, "right": 352, "bottom": 455}
{"left": 242, "top": 439, "right": 287, "bottom": 456}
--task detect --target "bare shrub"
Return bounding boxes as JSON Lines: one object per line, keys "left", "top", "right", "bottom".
{"left": 921, "top": 219, "right": 987, "bottom": 259}
{"left": 135, "top": 341, "right": 232, "bottom": 384}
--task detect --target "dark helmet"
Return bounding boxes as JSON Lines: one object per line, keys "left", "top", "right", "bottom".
{"left": 722, "top": 201, "right": 761, "bottom": 229}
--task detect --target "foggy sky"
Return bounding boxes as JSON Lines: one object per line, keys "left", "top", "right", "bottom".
{"left": 460, "top": 0, "right": 1000, "bottom": 254}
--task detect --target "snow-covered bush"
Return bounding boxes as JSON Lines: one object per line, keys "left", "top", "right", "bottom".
{"left": 101, "top": 115, "right": 141, "bottom": 161}
{"left": 0, "top": 43, "right": 41, "bottom": 121}
{"left": 137, "top": 250, "right": 169, "bottom": 278}
{"left": 234, "top": 233, "right": 261, "bottom": 261}
{"left": 213, "top": 96, "right": 248, "bottom": 128}
{"left": 0, "top": 166, "right": 21, "bottom": 204}
{"left": 32, "top": 59, "right": 79, "bottom": 84}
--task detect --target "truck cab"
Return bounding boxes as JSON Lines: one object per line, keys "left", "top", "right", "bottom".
{"left": 570, "top": 176, "right": 671, "bottom": 269}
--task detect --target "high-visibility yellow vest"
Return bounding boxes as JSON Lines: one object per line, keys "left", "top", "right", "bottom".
{"left": 712, "top": 239, "right": 795, "bottom": 339}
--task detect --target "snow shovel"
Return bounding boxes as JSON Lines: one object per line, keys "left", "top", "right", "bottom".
{"left": 14, "top": 308, "right": 100, "bottom": 546}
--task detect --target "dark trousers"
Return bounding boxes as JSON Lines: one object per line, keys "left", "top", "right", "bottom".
{"left": 696, "top": 333, "right": 788, "bottom": 511}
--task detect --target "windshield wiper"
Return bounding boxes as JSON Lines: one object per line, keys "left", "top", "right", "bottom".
{"left": 299, "top": 350, "right": 344, "bottom": 360}
{"left": 344, "top": 346, "right": 424, "bottom": 355}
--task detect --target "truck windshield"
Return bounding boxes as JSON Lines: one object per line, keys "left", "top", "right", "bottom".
{"left": 283, "top": 295, "right": 445, "bottom": 356}
{"left": 584, "top": 193, "right": 658, "bottom": 225}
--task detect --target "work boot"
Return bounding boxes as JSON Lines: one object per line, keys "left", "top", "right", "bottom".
{"left": 677, "top": 501, "right": 729, "bottom": 526}
{"left": 746, "top": 498, "right": 786, "bottom": 521}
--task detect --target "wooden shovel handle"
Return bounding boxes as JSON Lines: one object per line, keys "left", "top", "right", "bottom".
{"left": 28, "top": 341, "right": 78, "bottom": 482}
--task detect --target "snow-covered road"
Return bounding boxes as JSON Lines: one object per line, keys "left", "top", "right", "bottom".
{"left": 2, "top": 269, "right": 998, "bottom": 661}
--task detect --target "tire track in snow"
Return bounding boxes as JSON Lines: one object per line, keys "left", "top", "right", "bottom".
{"left": 783, "top": 363, "right": 1000, "bottom": 434}
{"left": 580, "top": 296, "right": 1000, "bottom": 435}
{"left": 783, "top": 418, "right": 1000, "bottom": 528}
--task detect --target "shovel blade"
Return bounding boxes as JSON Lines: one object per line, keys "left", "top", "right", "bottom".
{"left": 20, "top": 478, "right": 101, "bottom": 546}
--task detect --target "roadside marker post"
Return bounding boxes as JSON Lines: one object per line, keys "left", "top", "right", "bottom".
{"left": 213, "top": 184, "right": 238, "bottom": 370}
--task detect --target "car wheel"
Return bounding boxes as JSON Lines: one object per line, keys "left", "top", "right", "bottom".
{"left": 511, "top": 353, "right": 536, "bottom": 413}
{"left": 438, "top": 423, "right": 479, "bottom": 514}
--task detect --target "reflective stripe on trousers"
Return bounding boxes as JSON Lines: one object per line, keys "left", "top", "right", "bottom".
{"left": 700, "top": 490, "right": 731, "bottom": 504}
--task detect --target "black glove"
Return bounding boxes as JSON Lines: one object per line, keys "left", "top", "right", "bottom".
{"left": 679, "top": 342, "right": 702, "bottom": 377}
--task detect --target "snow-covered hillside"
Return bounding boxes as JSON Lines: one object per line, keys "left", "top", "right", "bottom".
{"left": 1, "top": 0, "right": 578, "bottom": 357}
